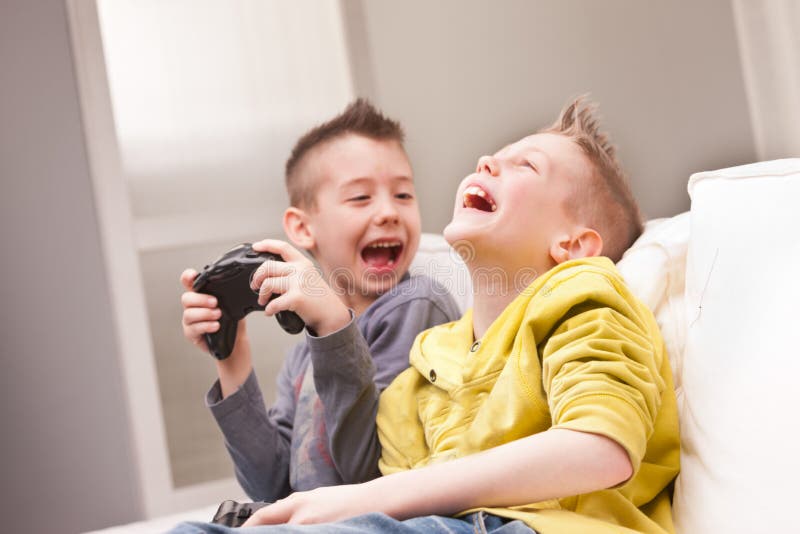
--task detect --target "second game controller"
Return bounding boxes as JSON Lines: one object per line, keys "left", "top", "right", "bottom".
{"left": 211, "top": 500, "right": 270, "bottom": 527}
{"left": 192, "top": 243, "right": 306, "bottom": 359}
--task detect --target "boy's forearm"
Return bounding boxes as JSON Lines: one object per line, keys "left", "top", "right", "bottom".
{"left": 372, "top": 428, "right": 632, "bottom": 519}
{"left": 215, "top": 332, "right": 253, "bottom": 398}
{"left": 244, "top": 428, "right": 632, "bottom": 526}
{"left": 209, "top": 369, "right": 294, "bottom": 501}
{"left": 310, "top": 317, "right": 383, "bottom": 483}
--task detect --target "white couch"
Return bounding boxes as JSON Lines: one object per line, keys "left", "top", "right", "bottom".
{"left": 621, "top": 158, "right": 800, "bottom": 532}
{"left": 90, "top": 159, "right": 800, "bottom": 533}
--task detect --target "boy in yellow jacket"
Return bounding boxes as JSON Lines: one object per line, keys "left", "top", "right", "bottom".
{"left": 172, "top": 97, "right": 680, "bottom": 534}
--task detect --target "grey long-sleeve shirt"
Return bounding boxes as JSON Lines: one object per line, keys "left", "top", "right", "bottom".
{"left": 206, "top": 275, "right": 460, "bottom": 501}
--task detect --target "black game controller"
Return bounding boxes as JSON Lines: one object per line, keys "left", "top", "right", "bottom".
{"left": 192, "top": 243, "right": 305, "bottom": 359}
{"left": 211, "top": 500, "right": 270, "bottom": 527}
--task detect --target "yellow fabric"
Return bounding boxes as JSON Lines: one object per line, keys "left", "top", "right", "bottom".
{"left": 377, "top": 257, "right": 680, "bottom": 534}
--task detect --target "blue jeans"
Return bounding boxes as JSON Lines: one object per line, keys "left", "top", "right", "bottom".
{"left": 169, "top": 511, "right": 536, "bottom": 533}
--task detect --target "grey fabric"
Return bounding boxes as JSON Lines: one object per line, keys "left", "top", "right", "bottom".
{"left": 206, "top": 275, "right": 460, "bottom": 501}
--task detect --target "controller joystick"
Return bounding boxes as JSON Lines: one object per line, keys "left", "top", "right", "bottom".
{"left": 192, "top": 243, "right": 305, "bottom": 359}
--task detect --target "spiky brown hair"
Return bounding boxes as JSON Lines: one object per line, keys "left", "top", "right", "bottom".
{"left": 540, "top": 96, "right": 643, "bottom": 262}
{"left": 285, "top": 98, "right": 405, "bottom": 208}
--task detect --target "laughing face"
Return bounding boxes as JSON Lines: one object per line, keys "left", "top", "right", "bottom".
{"left": 444, "top": 132, "right": 589, "bottom": 271}
{"left": 301, "top": 134, "right": 421, "bottom": 307}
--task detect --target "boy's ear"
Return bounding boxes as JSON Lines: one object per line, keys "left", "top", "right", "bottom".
{"left": 549, "top": 228, "right": 604, "bottom": 264}
{"left": 283, "top": 207, "right": 315, "bottom": 251}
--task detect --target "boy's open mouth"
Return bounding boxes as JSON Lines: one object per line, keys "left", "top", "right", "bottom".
{"left": 361, "top": 240, "right": 403, "bottom": 269}
{"left": 463, "top": 185, "right": 497, "bottom": 212}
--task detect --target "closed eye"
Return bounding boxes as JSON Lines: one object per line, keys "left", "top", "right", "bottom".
{"left": 524, "top": 161, "right": 539, "bottom": 173}
{"left": 348, "top": 195, "right": 370, "bottom": 202}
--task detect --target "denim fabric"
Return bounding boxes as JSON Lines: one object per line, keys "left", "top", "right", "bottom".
{"left": 168, "top": 511, "right": 536, "bottom": 534}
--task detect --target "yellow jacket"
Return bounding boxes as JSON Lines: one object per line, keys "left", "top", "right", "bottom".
{"left": 377, "top": 257, "right": 680, "bottom": 533}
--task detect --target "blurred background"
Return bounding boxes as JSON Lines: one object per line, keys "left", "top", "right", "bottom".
{"left": 1, "top": 0, "right": 798, "bottom": 532}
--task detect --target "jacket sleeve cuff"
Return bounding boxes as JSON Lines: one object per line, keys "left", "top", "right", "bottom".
{"left": 306, "top": 310, "right": 372, "bottom": 380}
{"left": 550, "top": 392, "right": 648, "bottom": 477}
{"left": 305, "top": 309, "right": 357, "bottom": 349}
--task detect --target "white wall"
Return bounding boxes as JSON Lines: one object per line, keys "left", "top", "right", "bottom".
{"left": 732, "top": 0, "right": 800, "bottom": 160}
{"left": 0, "top": 1, "right": 142, "bottom": 533}
{"left": 92, "top": 0, "right": 357, "bottom": 497}
{"left": 347, "top": 0, "right": 756, "bottom": 232}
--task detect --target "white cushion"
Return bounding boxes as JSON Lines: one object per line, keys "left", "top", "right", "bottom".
{"left": 673, "top": 159, "right": 800, "bottom": 533}
{"left": 617, "top": 212, "right": 690, "bottom": 392}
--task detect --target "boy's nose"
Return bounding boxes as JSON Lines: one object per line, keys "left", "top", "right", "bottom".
{"left": 476, "top": 155, "right": 500, "bottom": 177}
{"left": 374, "top": 199, "right": 400, "bottom": 225}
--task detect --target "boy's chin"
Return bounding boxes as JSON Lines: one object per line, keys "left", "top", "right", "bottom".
{"left": 443, "top": 223, "right": 482, "bottom": 255}
{"left": 442, "top": 221, "right": 463, "bottom": 244}
{"left": 359, "top": 268, "right": 404, "bottom": 295}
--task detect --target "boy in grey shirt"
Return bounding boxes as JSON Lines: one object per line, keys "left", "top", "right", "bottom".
{"left": 179, "top": 99, "right": 459, "bottom": 501}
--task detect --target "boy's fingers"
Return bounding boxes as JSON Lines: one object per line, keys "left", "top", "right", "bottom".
{"left": 183, "top": 307, "right": 221, "bottom": 325}
{"left": 252, "top": 239, "right": 305, "bottom": 262}
{"left": 243, "top": 501, "right": 292, "bottom": 526}
{"left": 180, "top": 268, "right": 198, "bottom": 290}
{"left": 181, "top": 291, "right": 218, "bottom": 308}
{"left": 186, "top": 321, "right": 219, "bottom": 337}
{"left": 250, "top": 260, "right": 295, "bottom": 290}
{"left": 257, "top": 277, "right": 291, "bottom": 306}
{"left": 264, "top": 292, "right": 296, "bottom": 317}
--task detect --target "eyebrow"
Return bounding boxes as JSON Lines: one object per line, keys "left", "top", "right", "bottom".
{"left": 339, "top": 175, "right": 414, "bottom": 188}
{"left": 494, "top": 146, "right": 548, "bottom": 161}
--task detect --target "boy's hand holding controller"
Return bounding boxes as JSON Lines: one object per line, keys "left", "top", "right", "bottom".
{"left": 179, "top": 239, "right": 351, "bottom": 396}
{"left": 249, "top": 239, "right": 350, "bottom": 338}
{"left": 180, "top": 267, "right": 255, "bottom": 397}
{"left": 180, "top": 269, "right": 236, "bottom": 354}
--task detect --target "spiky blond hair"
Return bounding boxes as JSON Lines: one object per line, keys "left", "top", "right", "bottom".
{"left": 540, "top": 96, "right": 643, "bottom": 262}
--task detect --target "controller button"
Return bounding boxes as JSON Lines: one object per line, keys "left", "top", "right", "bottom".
{"left": 245, "top": 250, "right": 261, "bottom": 258}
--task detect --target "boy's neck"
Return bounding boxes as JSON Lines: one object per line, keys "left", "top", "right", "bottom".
{"left": 468, "top": 270, "right": 532, "bottom": 341}
{"left": 467, "top": 256, "right": 549, "bottom": 339}
{"left": 471, "top": 290, "right": 517, "bottom": 340}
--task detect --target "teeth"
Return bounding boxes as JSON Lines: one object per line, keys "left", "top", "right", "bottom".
{"left": 368, "top": 241, "right": 401, "bottom": 248}
{"left": 463, "top": 185, "right": 497, "bottom": 211}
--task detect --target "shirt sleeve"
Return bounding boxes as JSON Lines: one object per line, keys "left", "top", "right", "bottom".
{"left": 206, "top": 348, "right": 300, "bottom": 501}
{"left": 541, "top": 303, "right": 665, "bottom": 477}
{"left": 310, "top": 280, "right": 459, "bottom": 484}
